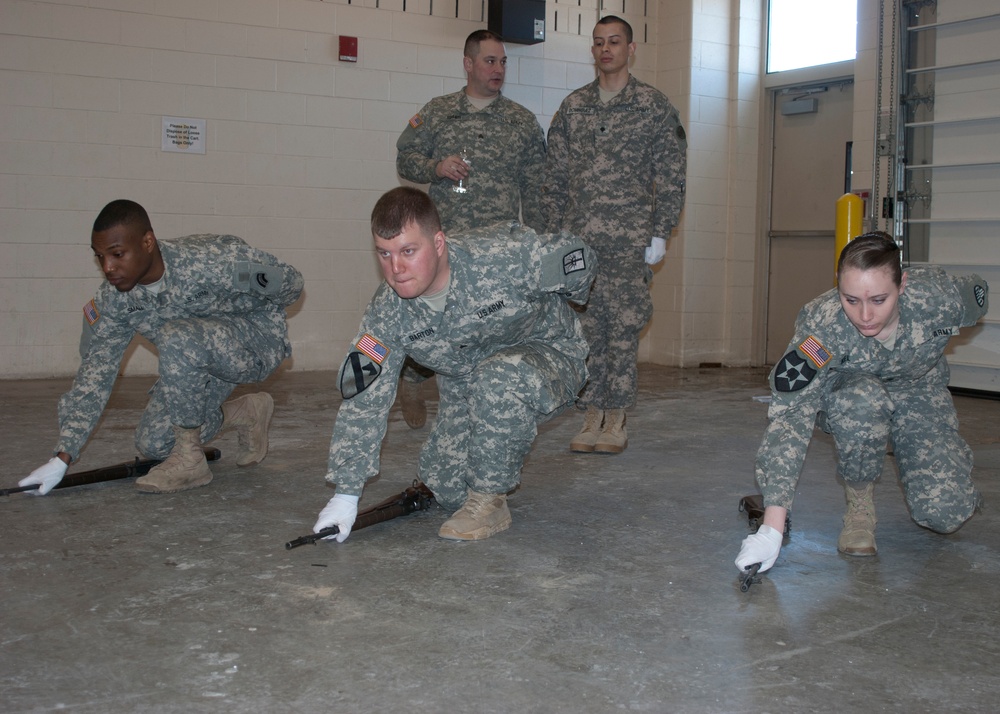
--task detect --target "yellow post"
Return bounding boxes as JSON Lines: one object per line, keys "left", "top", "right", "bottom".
{"left": 835, "top": 193, "right": 864, "bottom": 283}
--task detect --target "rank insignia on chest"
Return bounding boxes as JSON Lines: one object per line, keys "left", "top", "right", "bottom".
{"left": 83, "top": 299, "right": 101, "bottom": 326}
{"left": 356, "top": 333, "right": 389, "bottom": 364}
{"left": 798, "top": 335, "right": 831, "bottom": 369}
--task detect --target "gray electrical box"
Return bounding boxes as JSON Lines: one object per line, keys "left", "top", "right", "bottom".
{"left": 488, "top": 0, "right": 545, "bottom": 45}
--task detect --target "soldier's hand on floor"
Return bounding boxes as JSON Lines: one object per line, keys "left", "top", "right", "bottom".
{"left": 735, "top": 524, "right": 782, "bottom": 573}
{"left": 313, "top": 493, "right": 360, "bottom": 543}
{"left": 19, "top": 457, "right": 69, "bottom": 495}
{"left": 644, "top": 236, "right": 667, "bottom": 265}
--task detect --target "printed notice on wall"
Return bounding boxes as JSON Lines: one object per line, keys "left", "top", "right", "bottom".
{"left": 161, "top": 117, "right": 206, "bottom": 154}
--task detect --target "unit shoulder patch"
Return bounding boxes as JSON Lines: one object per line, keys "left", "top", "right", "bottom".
{"left": 339, "top": 351, "right": 382, "bottom": 399}
{"left": 773, "top": 351, "right": 817, "bottom": 393}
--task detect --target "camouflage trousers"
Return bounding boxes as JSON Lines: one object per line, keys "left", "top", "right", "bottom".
{"left": 819, "top": 371, "right": 979, "bottom": 533}
{"left": 134, "top": 316, "right": 286, "bottom": 458}
{"left": 418, "top": 342, "right": 586, "bottom": 510}
{"left": 576, "top": 250, "right": 653, "bottom": 410}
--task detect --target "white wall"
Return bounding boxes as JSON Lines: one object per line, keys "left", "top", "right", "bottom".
{"left": 0, "top": 0, "right": 760, "bottom": 378}
{"left": 641, "top": 0, "right": 762, "bottom": 368}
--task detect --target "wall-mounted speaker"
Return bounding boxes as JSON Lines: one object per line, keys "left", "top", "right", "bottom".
{"left": 488, "top": 0, "right": 546, "bottom": 45}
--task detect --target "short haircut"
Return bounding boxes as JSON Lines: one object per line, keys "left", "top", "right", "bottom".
{"left": 465, "top": 29, "right": 504, "bottom": 59}
{"left": 371, "top": 187, "right": 442, "bottom": 239}
{"left": 596, "top": 15, "right": 633, "bottom": 44}
{"left": 93, "top": 199, "right": 152, "bottom": 234}
{"left": 837, "top": 231, "right": 903, "bottom": 287}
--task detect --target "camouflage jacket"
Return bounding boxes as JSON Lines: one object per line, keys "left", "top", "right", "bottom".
{"left": 542, "top": 74, "right": 687, "bottom": 250}
{"left": 757, "top": 266, "right": 989, "bottom": 508}
{"left": 56, "top": 234, "right": 304, "bottom": 459}
{"left": 396, "top": 90, "right": 547, "bottom": 232}
{"left": 327, "top": 222, "right": 595, "bottom": 494}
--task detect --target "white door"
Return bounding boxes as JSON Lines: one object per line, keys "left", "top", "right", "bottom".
{"left": 765, "top": 81, "right": 856, "bottom": 364}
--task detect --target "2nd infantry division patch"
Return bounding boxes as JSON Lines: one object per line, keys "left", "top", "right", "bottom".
{"left": 773, "top": 351, "right": 816, "bottom": 393}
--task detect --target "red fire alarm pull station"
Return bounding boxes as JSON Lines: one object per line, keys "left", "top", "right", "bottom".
{"left": 339, "top": 36, "right": 358, "bottom": 62}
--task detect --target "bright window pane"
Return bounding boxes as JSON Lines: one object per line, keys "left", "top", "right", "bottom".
{"left": 768, "top": 0, "right": 857, "bottom": 73}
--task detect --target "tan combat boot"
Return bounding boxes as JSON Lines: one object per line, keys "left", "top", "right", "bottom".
{"left": 136, "top": 426, "right": 213, "bottom": 494}
{"left": 438, "top": 489, "right": 512, "bottom": 541}
{"left": 222, "top": 392, "right": 274, "bottom": 466}
{"left": 399, "top": 378, "right": 427, "bottom": 429}
{"left": 594, "top": 408, "right": 628, "bottom": 454}
{"left": 569, "top": 407, "right": 604, "bottom": 453}
{"left": 838, "top": 482, "right": 878, "bottom": 556}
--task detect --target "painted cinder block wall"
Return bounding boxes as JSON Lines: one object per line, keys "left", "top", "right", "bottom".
{"left": 0, "top": 0, "right": 880, "bottom": 378}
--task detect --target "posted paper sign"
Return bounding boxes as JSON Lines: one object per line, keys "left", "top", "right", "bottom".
{"left": 162, "top": 117, "right": 206, "bottom": 154}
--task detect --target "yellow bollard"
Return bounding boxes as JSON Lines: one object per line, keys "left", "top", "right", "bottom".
{"left": 835, "top": 193, "right": 864, "bottom": 283}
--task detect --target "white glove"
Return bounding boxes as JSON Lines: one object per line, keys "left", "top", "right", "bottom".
{"left": 313, "top": 493, "right": 360, "bottom": 543}
{"left": 644, "top": 236, "right": 666, "bottom": 265}
{"left": 19, "top": 457, "right": 69, "bottom": 496}
{"left": 735, "top": 524, "right": 783, "bottom": 574}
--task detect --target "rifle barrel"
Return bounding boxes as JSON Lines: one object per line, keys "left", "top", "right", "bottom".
{"left": 2, "top": 448, "right": 223, "bottom": 497}
{"left": 740, "top": 562, "right": 762, "bottom": 592}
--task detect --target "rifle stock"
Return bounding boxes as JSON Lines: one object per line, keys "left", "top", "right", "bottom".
{"left": 2, "top": 448, "right": 222, "bottom": 496}
{"left": 286, "top": 481, "right": 435, "bottom": 549}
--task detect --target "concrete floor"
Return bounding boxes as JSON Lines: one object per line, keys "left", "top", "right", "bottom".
{"left": 2, "top": 365, "right": 999, "bottom": 713}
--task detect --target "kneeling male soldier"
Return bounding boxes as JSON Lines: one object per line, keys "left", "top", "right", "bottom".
{"left": 736, "top": 232, "right": 988, "bottom": 576}
{"left": 19, "top": 199, "right": 304, "bottom": 495}
{"left": 313, "top": 187, "right": 594, "bottom": 541}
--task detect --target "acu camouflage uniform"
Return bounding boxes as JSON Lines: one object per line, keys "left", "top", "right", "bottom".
{"left": 758, "top": 266, "right": 989, "bottom": 533}
{"left": 56, "top": 235, "right": 303, "bottom": 461}
{"left": 396, "top": 90, "right": 547, "bottom": 233}
{"left": 327, "top": 222, "right": 594, "bottom": 510}
{"left": 542, "top": 74, "right": 687, "bottom": 409}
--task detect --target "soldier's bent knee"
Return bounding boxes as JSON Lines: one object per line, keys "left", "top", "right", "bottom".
{"left": 912, "top": 505, "right": 976, "bottom": 534}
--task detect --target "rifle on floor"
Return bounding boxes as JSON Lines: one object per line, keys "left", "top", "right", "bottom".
{"left": 285, "top": 480, "right": 435, "bottom": 549}
{"left": 737, "top": 494, "right": 791, "bottom": 593}
{"left": 1, "top": 448, "right": 222, "bottom": 496}
{"left": 740, "top": 563, "right": 762, "bottom": 592}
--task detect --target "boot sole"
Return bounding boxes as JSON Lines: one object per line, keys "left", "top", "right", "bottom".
{"left": 593, "top": 442, "right": 627, "bottom": 454}
{"left": 438, "top": 518, "right": 511, "bottom": 541}
{"left": 838, "top": 546, "right": 878, "bottom": 557}
{"left": 570, "top": 442, "right": 597, "bottom": 453}
{"left": 135, "top": 474, "right": 213, "bottom": 494}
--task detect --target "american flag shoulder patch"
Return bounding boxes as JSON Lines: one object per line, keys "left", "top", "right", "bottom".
{"left": 356, "top": 333, "right": 389, "bottom": 364}
{"left": 83, "top": 299, "right": 100, "bottom": 326}
{"left": 798, "top": 335, "right": 831, "bottom": 369}
{"left": 408, "top": 114, "right": 423, "bottom": 129}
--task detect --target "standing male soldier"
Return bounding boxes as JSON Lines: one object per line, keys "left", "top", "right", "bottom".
{"left": 19, "top": 199, "right": 303, "bottom": 495}
{"left": 542, "top": 15, "right": 687, "bottom": 455}
{"left": 312, "top": 187, "right": 594, "bottom": 542}
{"left": 394, "top": 29, "right": 548, "bottom": 428}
